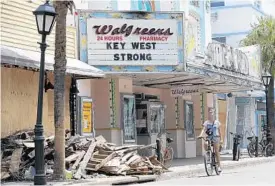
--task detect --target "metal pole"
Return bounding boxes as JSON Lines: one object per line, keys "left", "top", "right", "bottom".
{"left": 70, "top": 77, "right": 78, "bottom": 136}
{"left": 255, "top": 136, "right": 258, "bottom": 157}
{"left": 265, "top": 88, "right": 270, "bottom": 145}
{"left": 34, "top": 34, "right": 47, "bottom": 185}
{"left": 156, "top": 139, "right": 162, "bottom": 162}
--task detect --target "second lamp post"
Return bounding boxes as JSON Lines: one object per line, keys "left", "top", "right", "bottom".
{"left": 262, "top": 71, "right": 272, "bottom": 152}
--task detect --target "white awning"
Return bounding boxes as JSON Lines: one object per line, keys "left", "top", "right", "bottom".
{"left": 246, "top": 90, "right": 265, "bottom": 97}
{"left": 1, "top": 45, "right": 105, "bottom": 78}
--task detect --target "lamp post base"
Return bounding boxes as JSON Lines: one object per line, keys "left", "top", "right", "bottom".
{"left": 34, "top": 174, "right": 46, "bottom": 185}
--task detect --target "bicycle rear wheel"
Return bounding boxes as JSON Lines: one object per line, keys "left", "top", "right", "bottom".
{"left": 204, "top": 151, "right": 213, "bottom": 176}
{"left": 258, "top": 144, "right": 264, "bottom": 157}
{"left": 163, "top": 146, "right": 174, "bottom": 168}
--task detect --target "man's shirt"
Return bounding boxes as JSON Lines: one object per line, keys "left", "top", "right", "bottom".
{"left": 203, "top": 120, "right": 220, "bottom": 137}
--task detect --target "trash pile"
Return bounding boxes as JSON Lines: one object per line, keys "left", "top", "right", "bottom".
{"left": 1, "top": 130, "right": 167, "bottom": 181}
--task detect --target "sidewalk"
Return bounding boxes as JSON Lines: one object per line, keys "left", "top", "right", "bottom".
{"left": 159, "top": 156, "right": 275, "bottom": 181}
{"left": 2, "top": 155, "right": 275, "bottom": 186}
{"left": 171, "top": 153, "right": 250, "bottom": 167}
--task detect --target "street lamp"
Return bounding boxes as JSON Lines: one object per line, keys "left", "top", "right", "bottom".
{"left": 262, "top": 71, "right": 272, "bottom": 151}
{"left": 33, "top": 0, "right": 57, "bottom": 185}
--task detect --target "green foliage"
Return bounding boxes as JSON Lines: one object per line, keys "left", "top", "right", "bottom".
{"left": 240, "top": 16, "right": 275, "bottom": 75}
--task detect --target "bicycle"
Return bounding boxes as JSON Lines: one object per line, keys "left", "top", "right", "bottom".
{"left": 155, "top": 132, "right": 174, "bottom": 168}
{"left": 230, "top": 132, "right": 242, "bottom": 161}
{"left": 247, "top": 128, "right": 264, "bottom": 157}
{"left": 259, "top": 129, "right": 274, "bottom": 157}
{"left": 198, "top": 136, "right": 221, "bottom": 176}
{"left": 247, "top": 135, "right": 263, "bottom": 157}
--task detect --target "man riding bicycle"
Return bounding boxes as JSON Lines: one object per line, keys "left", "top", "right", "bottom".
{"left": 198, "top": 107, "right": 222, "bottom": 172}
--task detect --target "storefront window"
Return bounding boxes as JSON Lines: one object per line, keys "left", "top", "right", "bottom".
{"left": 136, "top": 104, "right": 148, "bottom": 135}
{"left": 150, "top": 105, "right": 165, "bottom": 134}
{"left": 122, "top": 95, "right": 136, "bottom": 143}
{"left": 184, "top": 101, "right": 195, "bottom": 140}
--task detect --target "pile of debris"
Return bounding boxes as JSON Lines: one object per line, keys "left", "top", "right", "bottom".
{"left": 1, "top": 130, "right": 166, "bottom": 181}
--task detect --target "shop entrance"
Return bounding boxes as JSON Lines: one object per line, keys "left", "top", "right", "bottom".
{"left": 135, "top": 93, "right": 166, "bottom": 156}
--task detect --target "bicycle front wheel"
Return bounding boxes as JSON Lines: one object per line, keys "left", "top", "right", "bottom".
{"left": 265, "top": 143, "right": 274, "bottom": 157}
{"left": 163, "top": 146, "right": 174, "bottom": 168}
{"left": 204, "top": 151, "right": 213, "bottom": 176}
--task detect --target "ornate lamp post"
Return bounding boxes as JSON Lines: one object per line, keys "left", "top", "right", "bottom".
{"left": 262, "top": 71, "right": 272, "bottom": 151}
{"left": 33, "top": 1, "right": 57, "bottom": 185}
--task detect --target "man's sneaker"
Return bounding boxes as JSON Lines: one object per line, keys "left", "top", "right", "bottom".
{"left": 217, "top": 167, "right": 222, "bottom": 172}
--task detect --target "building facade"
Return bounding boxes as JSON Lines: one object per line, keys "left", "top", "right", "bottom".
{"left": 0, "top": 0, "right": 263, "bottom": 159}
{"left": 75, "top": 0, "right": 262, "bottom": 158}
{"left": 0, "top": 0, "right": 104, "bottom": 137}
{"left": 211, "top": 0, "right": 275, "bottom": 47}
{"left": 210, "top": 0, "right": 272, "bottom": 150}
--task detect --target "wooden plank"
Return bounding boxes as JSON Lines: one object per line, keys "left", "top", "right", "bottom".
{"left": 117, "top": 164, "right": 130, "bottom": 175}
{"left": 121, "top": 152, "right": 135, "bottom": 163}
{"left": 125, "top": 155, "right": 142, "bottom": 166}
{"left": 93, "top": 154, "right": 108, "bottom": 159}
{"left": 95, "top": 135, "right": 107, "bottom": 143}
{"left": 103, "top": 157, "right": 121, "bottom": 167}
{"left": 23, "top": 141, "right": 35, "bottom": 148}
{"left": 149, "top": 156, "right": 168, "bottom": 170}
{"left": 9, "top": 147, "right": 23, "bottom": 174}
{"left": 28, "top": 150, "right": 35, "bottom": 159}
{"left": 74, "top": 139, "right": 97, "bottom": 179}
{"left": 114, "top": 145, "right": 143, "bottom": 151}
{"left": 71, "top": 150, "right": 85, "bottom": 171}
{"left": 65, "top": 151, "right": 81, "bottom": 162}
{"left": 1, "top": 171, "right": 10, "bottom": 180}
{"left": 94, "top": 152, "right": 116, "bottom": 171}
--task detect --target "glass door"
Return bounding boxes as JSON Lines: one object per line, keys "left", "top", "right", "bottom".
{"left": 149, "top": 104, "right": 165, "bottom": 135}
{"left": 184, "top": 101, "right": 195, "bottom": 140}
{"left": 122, "top": 95, "right": 136, "bottom": 143}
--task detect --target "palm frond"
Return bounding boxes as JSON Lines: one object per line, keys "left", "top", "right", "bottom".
{"left": 241, "top": 16, "right": 275, "bottom": 74}
{"left": 65, "top": 0, "right": 75, "bottom": 14}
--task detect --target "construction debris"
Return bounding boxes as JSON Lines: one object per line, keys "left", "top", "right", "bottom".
{"left": 1, "top": 130, "right": 166, "bottom": 181}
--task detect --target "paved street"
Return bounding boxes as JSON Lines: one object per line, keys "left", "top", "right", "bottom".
{"left": 131, "top": 161, "right": 275, "bottom": 185}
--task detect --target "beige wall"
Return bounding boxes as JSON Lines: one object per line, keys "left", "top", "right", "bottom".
{"left": 1, "top": 67, "right": 71, "bottom": 137}
{"left": 77, "top": 78, "right": 214, "bottom": 156}
{"left": 77, "top": 78, "right": 213, "bottom": 133}
{"left": 0, "top": 0, "right": 77, "bottom": 58}
{"left": 160, "top": 89, "right": 177, "bottom": 129}
{"left": 218, "top": 99, "right": 227, "bottom": 142}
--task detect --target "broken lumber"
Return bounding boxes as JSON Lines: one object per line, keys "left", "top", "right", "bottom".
{"left": 1, "top": 131, "right": 167, "bottom": 181}
{"left": 74, "top": 139, "right": 96, "bottom": 179}
{"left": 71, "top": 150, "right": 86, "bottom": 171}
{"left": 9, "top": 147, "right": 23, "bottom": 175}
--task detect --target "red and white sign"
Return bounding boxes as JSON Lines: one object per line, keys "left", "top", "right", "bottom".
{"left": 87, "top": 18, "right": 178, "bottom": 66}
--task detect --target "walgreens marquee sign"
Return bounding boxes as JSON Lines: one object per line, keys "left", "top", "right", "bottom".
{"left": 87, "top": 18, "right": 179, "bottom": 66}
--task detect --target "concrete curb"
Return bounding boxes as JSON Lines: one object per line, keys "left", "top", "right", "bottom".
{"left": 1, "top": 175, "right": 157, "bottom": 186}
{"left": 62, "top": 175, "right": 157, "bottom": 186}
{"left": 157, "top": 156, "right": 275, "bottom": 181}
